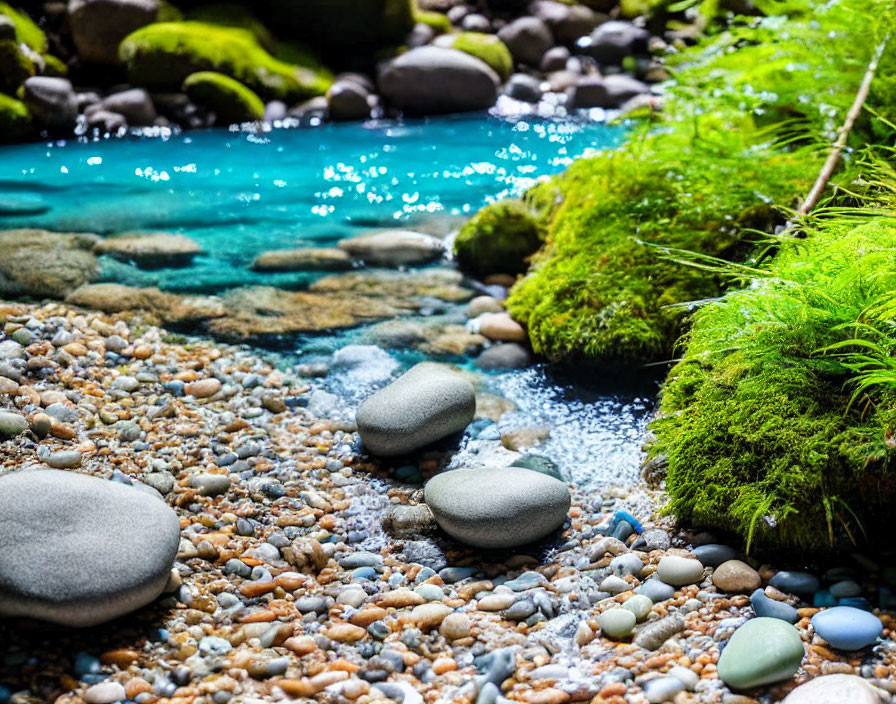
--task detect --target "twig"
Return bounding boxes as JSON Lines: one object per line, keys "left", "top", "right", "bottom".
{"left": 791, "top": 34, "right": 890, "bottom": 230}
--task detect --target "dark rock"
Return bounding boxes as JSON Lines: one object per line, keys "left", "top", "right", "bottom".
{"left": 505, "top": 73, "right": 542, "bottom": 103}
{"left": 583, "top": 21, "right": 649, "bottom": 65}
{"left": 23, "top": 76, "right": 78, "bottom": 128}
{"left": 69, "top": 0, "right": 160, "bottom": 65}
{"left": 497, "top": 17, "right": 554, "bottom": 66}
{"left": 101, "top": 88, "right": 156, "bottom": 125}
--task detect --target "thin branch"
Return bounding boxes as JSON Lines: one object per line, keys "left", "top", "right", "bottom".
{"left": 790, "top": 34, "right": 890, "bottom": 232}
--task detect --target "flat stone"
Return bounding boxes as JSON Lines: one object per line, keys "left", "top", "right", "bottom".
{"left": 424, "top": 466, "right": 571, "bottom": 549}
{"left": 95, "top": 232, "right": 201, "bottom": 268}
{"left": 338, "top": 230, "right": 443, "bottom": 267}
{"left": 693, "top": 544, "right": 737, "bottom": 568}
{"left": 811, "top": 606, "right": 883, "bottom": 650}
{"left": 769, "top": 570, "right": 820, "bottom": 597}
{"left": 781, "top": 674, "right": 882, "bottom": 704}
{"left": 356, "top": 362, "right": 475, "bottom": 456}
{"left": 717, "top": 617, "right": 805, "bottom": 690}
{"left": 636, "top": 578, "right": 676, "bottom": 603}
{"left": 0, "top": 470, "right": 179, "bottom": 626}
{"left": 251, "top": 248, "right": 353, "bottom": 271}
{"left": 657, "top": 555, "right": 704, "bottom": 586}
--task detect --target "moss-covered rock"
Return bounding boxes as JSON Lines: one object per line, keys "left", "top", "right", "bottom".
{"left": 40, "top": 53, "right": 68, "bottom": 77}
{"left": 0, "top": 38, "right": 34, "bottom": 93}
{"left": 0, "top": 92, "right": 31, "bottom": 141}
{"left": 119, "top": 21, "right": 332, "bottom": 101}
{"left": 441, "top": 32, "right": 513, "bottom": 81}
{"left": 651, "top": 217, "right": 896, "bottom": 550}
{"left": 455, "top": 200, "right": 542, "bottom": 277}
{"left": 415, "top": 9, "right": 451, "bottom": 34}
{"left": 0, "top": 3, "right": 47, "bottom": 52}
{"left": 183, "top": 71, "right": 264, "bottom": 124}
{"left": 186, "top": 3, "right": 276, "bottom": 51}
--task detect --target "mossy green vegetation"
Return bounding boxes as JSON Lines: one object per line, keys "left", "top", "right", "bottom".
{"left": 0, "top": 38, "right": 34, "bottom": 93}
{"left": 651, "top": 212, "right": 896, "bottom": 549}
{"left": 0, "top": 92, "right": 30, "bottom": 141}
{"left": 494, "top": 0, "right": 896, "bottom": 363}
{"left": 507, "top": 126, "right": 814, "bottom": 361}
{"left": 183, "top": 71, "right": 265, "bottom": 124}
{"left": 120, "top": 22, "right": 332, "bottom": 101}
{"left": 0, "top": 3, "right": 47, "bottom": 53}
{"left": 414, "top": 10, "right": 452, "bottom": 34}
{"left": 443, "top": 32, "right": 513, "bottom": 80}
{"left": 186, "top": 4, "right": 276, "bottom": 51}
{"left": 455, "top": 199, "right": 543, "bottom": 277}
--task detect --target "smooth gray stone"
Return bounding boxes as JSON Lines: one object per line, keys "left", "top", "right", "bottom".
{"left": 0, "top": 411, "right": 28, "bottom": 437}
{"left": 424, "top": 466, "right": 570, "bottom": 549}
{"left": 636, "top": 578, "right": 676, "bottom": 603}
{"left": 769, "top": 570, "right": 820, "bottom": 596}
{"left": 781, "top": 674, "right": 883, "bottom": 704}
{"left": 0, "top": 469, "right": 179, "bottom": 626}
{"left": 356, "top": 362, "right": 475, "bottom": 456}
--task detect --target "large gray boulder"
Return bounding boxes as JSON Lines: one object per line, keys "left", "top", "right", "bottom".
{"left": 356, "top": 362, "right": 475, "bottom": 456}
{"left": 22, "top": 77, "right": 78, "bottom": 129}
{"left": 69, "top": 0, "right": 160, "bottom": 65}
{"left": 424, "top": 466, "right": 571, "bottom": 548}
{"left": 497, "top": 17, "right": 554, "bottom": 66}
{"left": 0, "top": 470, "right": 180, "bottom": 626}
{"left": 378, "top": 47, "right": 499, "bottom": 115}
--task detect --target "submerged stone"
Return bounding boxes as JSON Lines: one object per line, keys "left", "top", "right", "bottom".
{"left": 717, "top": 617, "right": 804, "bottom": 689}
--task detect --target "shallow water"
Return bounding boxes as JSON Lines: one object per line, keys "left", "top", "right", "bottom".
{"left": 0, "top": 114, "right": 656, "bottom": 488}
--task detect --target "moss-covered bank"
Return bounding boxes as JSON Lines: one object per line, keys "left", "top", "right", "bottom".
{"left": 651, "top": 211, "right": 896, "bottom": 550}
{"left": 465, "top": 0, "right": 896, "bottom": 364}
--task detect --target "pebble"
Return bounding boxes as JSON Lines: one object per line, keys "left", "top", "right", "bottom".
{"left": 713, "top": 560, "right": 762, "bottom": 593}
{"left": 84, "top": 681, "right": 126, "bottom": 704}
{"left": 191, "top": 473, "right": 231, "bottom": 497}
{"left": 637, "top": 578, "right": 676, "bottom": 603}
{"left": 184, "top": 378, "right": 222, "bottom": 398}
{"left": 46, "top": 450, "right": 82, "bottom": 468}
{"left": 811, "top": 606, "right": 883, "bottom": 650}
{"left": 644, "top": 676, "right": 685, "bottom": 703}
{"left": 781, "top": 674, "right": 883, "bottom": 704}
{"left": 769, "top": 570, "right": 820, "bottom": 597}
{"left": 610, "top": 553, "right": 644, "bottom": 578}
{"left": 657, "top": 555, "right": 705, "bottom": 586}
{"left": 634, "top": 614, "right": 686, "bottom": 651}
{"left": 598, "top": 608, "right": 636, "bottom": 638}
{"left": 750, "top": 588, "right": 799, "bottom": 623}
{"left": 0, "top": 411, "right": 28, "bottom": 437}
{"left": 717, "top": 617, "right": 805, "bottom": 689}
{"left": 622, "top": 593, "right": 653, "bottom": 621}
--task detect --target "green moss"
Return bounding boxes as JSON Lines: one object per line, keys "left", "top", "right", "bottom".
{"left": 506, "top": 122, "right": 814, "bottom": 362}
{"left": 40, "top": 53, "right": 67, "bottom": 77}
{"left": 455, "top": 200, "right": 543, "bottom": 277}
{"left": 651, "top": 216, "right": 896, "bottom": 549}
{"left": 414, "top": 10, "right": 451, "bottom": 34}
{"left": 0, "top": 92, "right": 30, "bottom": 141}
{"left": 0, "top": 38, "right": 33, "bottom": 93}
{"left": 157, "top": 1, "right": 182, "bottom": 22}
{"left": 120, "top": 22, "right": 331, "bottom": 101}
{"left": 183, "top": 71, "right": 265, "bottom": 124}
{"left": 444, "top": 32, "right": 513, "bottom": 80}
{"left": 0, "top": 3, "right": 46, "bottom": 52}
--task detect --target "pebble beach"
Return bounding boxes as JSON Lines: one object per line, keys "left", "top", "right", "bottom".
{"left": 1, "top": 300, "right": 895, "bottom": 704}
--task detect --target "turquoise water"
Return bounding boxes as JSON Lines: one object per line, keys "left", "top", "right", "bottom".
{"left": 0, "top": 115, "right": 623, "bottom": 292}
{"left": 0, "top": 115, "right": 655, "bottom": 487}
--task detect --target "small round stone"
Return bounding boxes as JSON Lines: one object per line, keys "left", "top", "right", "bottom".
{"left": 598, "top": 608, "right": 636, "bottom": 639}
{"left": 657, "top": 555, "right": 705, "bottom": 586}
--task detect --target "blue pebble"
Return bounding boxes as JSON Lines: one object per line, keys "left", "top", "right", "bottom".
{"left": 612, "top": 510, "right": 643, "bottom": 534}
{"left": 73, "top": 652, "right": 102, "bottom": 678}
{"left": 352, "top": 566, "right": 378, "bottom": 581}
{"left": 769, "top": 570, "right": 820, "bottom": 597}
{"left": 813, "top": 589, "right": 837, "bottom": 608}
{"left": 829, "top": 580, "right": 861, "bottom": 599}
{"left": 750, "top": 588, "right": 799, "bottom": 623}
{"left": 838, "top": 596, "right": 872, "bottom": 610}
{"left": 811, "top": 606, "right": 883, "bottom": 650}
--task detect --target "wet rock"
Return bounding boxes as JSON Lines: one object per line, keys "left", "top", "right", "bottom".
{"left": 475, "top": 343, "right": 532, "bottom": 370}
{"left": 693, "top": 543, "right": 737, "bottom": 568}
{"left": 0, "top": 469, "right": 179, "bottom": 626}
{"left": 69, "top": 0, "right": 160, "bottom": 65}
{"left": 23, "top": 77, "right": 78, "bottom": 128}
{"left": 95, "top": 232, "right": 201, "bottom": 268}
{"left": 529, "top": 0, "right": 599, "bottom": 44}
{"left": 328, "top": 80, "right": 372, "bottom": 121}
{"left": 356, "top": 362, "right": 475, "bottom": 456}
{"left": 505, "top": 73, "right": 542, "bottom": 103}
{"left": 424, "top": 466, "right": 571, "bottom": 548}
{"left": 477, "top": 312, "right": 527, "bottom": 342}
{"left": 338, "top": 230, "right": 443, "bottom": 267}
{"left": 769, "top": 570, "right": 820, "bottom": 597}
{"left": 497, "top": 17, "right": 553, "bottom": 66}
{"left": 378, "top": 46, "right": 499, "bottom": 115}
{"left": 100, "top": 88, "right": 156, "bottom": 125}
{"left": 570, "top": 74, "right": 649, "bottom": 109}
{"left": 582, "top": 21, "right": 649, "bottom": 65}
{"left": 251, "top": 248, "right": 352, "bottom": 272}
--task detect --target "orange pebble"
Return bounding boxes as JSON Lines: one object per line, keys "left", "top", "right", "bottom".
{"left": 432, "top": 657, "right": 457, "bottom": 675}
